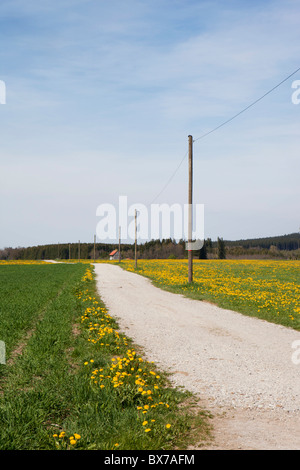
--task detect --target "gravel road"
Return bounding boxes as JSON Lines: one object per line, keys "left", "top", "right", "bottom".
{"left": 94, "top": 263, "right": 300, "bottom": 450}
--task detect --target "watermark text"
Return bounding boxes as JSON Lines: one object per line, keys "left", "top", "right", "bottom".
{"left": 291, "top": 340, "right": 300, "bottom": 365}
{"left": 0, "top": 80, "right": 6, "bottom": 104}
{"left": 0, "top": 341, "right": 6, "bottom": 365}
{"left": 96, "top": 196, "right": 204, "bottom": 250}
{"left": 291, "top": 80, "right": 300, "bottom": 104}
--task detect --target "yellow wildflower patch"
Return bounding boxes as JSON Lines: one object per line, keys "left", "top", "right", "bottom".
{"left": 121, "top": 259, "right": 300, "bottom": 329}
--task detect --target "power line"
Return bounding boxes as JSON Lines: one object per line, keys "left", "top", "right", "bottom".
{"left": 193, "top": 65, "right": 300, "bottom": 142}
{"left": 150, "top": 150, "right": 188, "bottom": 204}
{"left": 150, "top": 65, "right": 300, "bottom": 203}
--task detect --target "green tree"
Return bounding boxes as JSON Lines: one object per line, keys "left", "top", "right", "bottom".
{"left": 206, "top": 238, "right": 213, "bottom": 251}
{"left": 217, "top": 237, "right": 226, "bottom": 259}
{"left": 199, "top": 240, "right": 207, "bottom": 259}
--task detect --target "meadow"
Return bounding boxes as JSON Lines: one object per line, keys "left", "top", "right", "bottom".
{"left": 0, "top": 262, "right": 208, "bottom": 450}
{"left": 120, "top": 259, "right": 300, "bottom": 331}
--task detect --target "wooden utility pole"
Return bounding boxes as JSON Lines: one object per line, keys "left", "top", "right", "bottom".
{"left": 94, "top": 234, "right": 96, "bottom": 262}
{"left": 118, "top": 226, "right": 121, "bottom": 262}
{"left": 135, "top": 210, "right": 137, "bottom": 269}
{"left": 188, "top": 135, "right": 193, "bottom": 283}
{"left": 69, "top": 243, "right": 71, "bottom": 260}
{"left": 78, "top": 240, "right": 80, "bottom": 262}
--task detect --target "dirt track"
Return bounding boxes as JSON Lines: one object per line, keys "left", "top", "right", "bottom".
{"left": 94, "top": 263, "right": 300, "bottom": 450}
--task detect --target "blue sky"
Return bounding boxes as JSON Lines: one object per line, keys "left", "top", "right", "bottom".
{"left": 0, "top": 0, "right": 300, "bottom": 248}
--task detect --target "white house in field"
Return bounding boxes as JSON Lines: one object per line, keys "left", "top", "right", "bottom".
{"left": 109, "top": 249, "right": 119, "bottom": 260}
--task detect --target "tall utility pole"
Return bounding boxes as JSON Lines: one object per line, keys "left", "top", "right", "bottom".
{"left": 135, "top": 210, "right": 137, "bottom": 269}
{"left": 119, "top": 226, "right": 121, "bottom": 262}
{"left": 69, "top": 243, "right": 71, "bottom": 260}
{"left": 188, "top": 135, "right": 193, "bottom": 283}
{"left": 94, "top": 234, "right": 96, "bottom": 262}
{"left": 78, "top": 240, "right": 80, "bottom": 262}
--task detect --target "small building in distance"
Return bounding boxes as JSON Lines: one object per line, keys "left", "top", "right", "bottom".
{"left": 109, "top": 249, "right": 119, "bottom": 260}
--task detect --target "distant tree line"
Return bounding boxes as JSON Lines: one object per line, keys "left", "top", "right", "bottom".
{"left": 223, "top": 233, "right": 300, "bottom": 251}
{"left": 0, "top": 233, "right": 299, "bottom": 261}
{"left": 0, "top": 239, "right": 187, "bottom": 261}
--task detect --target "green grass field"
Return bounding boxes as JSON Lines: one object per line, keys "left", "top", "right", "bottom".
{"left": 0, "top": 263, "right": 85, "bottom": 360}
{"left": 0, "top": 263, "right": 209, "bottom": 450}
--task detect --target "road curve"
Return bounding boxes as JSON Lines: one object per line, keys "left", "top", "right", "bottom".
{"left": 94, "top": 263, "right": 300, "bottom": 450}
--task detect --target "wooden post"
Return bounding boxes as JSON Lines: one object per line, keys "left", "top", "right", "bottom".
{"left": 119, "top": 226, "right": 121, "bottom": 262}
{"left": 94, "top": 234, "right": 96, "bottom": 262}
{"left": 188, "top": 135, "right": 193, "bottom": 283}
{"left": 69, "top": 243, "right": 71, "bottom": 260}
{"left": 78, "top": 240, "right": 80, "bottom": 262}
{"left": 135, "top": 210, "right": 137, "bottom": 269}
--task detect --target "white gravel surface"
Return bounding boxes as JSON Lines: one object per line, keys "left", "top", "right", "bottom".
{"left": 94, "top": 263, "right": 300, "bottom": 449}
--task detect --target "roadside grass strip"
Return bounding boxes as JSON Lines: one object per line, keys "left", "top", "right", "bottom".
{"left": 74, "top": 266, "right": 210, "bottom": 450}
